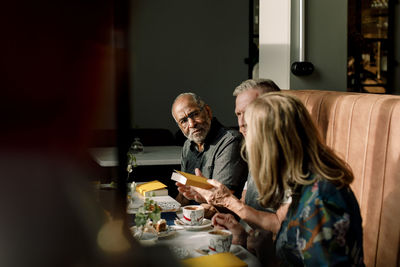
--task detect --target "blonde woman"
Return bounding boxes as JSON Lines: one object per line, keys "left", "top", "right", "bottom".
{"left": 178, "top": 93, "right": 364, "bottom": 266}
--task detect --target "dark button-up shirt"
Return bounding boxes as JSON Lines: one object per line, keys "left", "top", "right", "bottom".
{"left": 181, "top": 118, "right": 247, "bottom": 198}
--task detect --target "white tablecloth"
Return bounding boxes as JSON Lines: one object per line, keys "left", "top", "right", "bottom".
{"left": 127, "top": 191, "right": 262, "bottom": 267}
{"left": 157, "top": 228, "right": 262, "bottom": 267}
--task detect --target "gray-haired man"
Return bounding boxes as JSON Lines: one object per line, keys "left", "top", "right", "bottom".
{"left": 172, "top": 93, "right": 248, "bottom": 204}
{"left": 233, "top": 79, "right": 281, "bottom": 210}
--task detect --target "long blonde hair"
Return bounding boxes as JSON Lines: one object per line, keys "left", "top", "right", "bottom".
{"left": 243, "top": 93, "right": 353, "bottom": 209}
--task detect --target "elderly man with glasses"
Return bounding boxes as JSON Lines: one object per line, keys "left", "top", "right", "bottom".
{"left": 171, "top": 93, "right": 247, "bottom": 206}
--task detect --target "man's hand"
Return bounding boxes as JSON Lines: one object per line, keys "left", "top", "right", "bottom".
{"left": 211, "top": 213, "right": 247, "bottom": 247}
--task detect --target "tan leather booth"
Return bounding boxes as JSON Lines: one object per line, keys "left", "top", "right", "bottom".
{"left": 282, "top": 90, "right": 400, "bottom": 266}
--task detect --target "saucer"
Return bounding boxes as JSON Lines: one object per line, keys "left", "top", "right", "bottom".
{"left": 174, "top": 218, "right": 212, "bottom": 231}
{"left": 194, "top": 245, "right": 235, "bottom": 256}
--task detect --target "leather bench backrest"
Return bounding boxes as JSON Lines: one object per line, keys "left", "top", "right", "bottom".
{"left": 283, "top": 90, "right": 400, "bottom": 267}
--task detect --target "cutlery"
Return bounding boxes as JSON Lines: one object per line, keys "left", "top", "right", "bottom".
{"left": 174, "top": 216, "right": 185, "bottom": 225}
{"left": 194, "top": 248, "right": 210, "bottom": 255}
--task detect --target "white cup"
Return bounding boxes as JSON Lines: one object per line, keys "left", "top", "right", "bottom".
{"left": 182, "top": 205, "right": 204, "bottom": 226}
{"left": 208, "top": 229, "right": 233, "bottom": 253}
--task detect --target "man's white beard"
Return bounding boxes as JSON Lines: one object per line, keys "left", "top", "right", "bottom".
{"left": 188, "top": 128, "right": 207, "bottom": 144}
{"left": 185, "top": 118, "right": 211, "bottom": 144}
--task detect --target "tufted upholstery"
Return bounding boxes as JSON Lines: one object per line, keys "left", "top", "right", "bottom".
{"left": 282, "top": 90, "right": 400, "bottom": 267}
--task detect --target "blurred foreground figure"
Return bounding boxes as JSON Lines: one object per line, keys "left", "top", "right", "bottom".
{"left": 0, "top": 1, "right": 180, "bottom": 266}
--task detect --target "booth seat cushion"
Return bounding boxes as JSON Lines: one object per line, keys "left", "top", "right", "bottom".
{"left": 283, "top": 90, "right": 400, "bottom": 267}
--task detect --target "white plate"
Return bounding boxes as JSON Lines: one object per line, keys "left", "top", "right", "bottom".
{"left": 136, "top": 232, "right": 158, "bottom": 246}
{"left": 174, "top": 218, "right": 212, "bottom": 230}
{"left": 130, "top": 225, "right": 175, "bottom": 238}
{"left": 157, "top": 226, "right": 177, "bottom": 238}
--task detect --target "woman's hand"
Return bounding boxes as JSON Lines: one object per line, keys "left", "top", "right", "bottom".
{"left": 191, "top": 169, "right": 235, "bottom": 207}
{"left": 176, "top": 182, "right": 206, "bottom": 203}
{"left": 211, "top": 213, "right": 247, "bottom": 247}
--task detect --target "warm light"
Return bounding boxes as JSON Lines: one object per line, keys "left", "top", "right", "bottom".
{"left": 97, "top": 219, "right": 131, "bottom": 253}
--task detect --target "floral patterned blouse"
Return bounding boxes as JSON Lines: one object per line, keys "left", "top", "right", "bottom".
{"left": 275, "top": 175, "right": 364, "bottom": 266}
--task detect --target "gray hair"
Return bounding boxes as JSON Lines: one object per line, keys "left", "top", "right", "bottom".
{"left": 233, "top": 79, "right": 281, "bottom": 96}
{"left": 171, "top": 92, "right": 205, "bottom": 120}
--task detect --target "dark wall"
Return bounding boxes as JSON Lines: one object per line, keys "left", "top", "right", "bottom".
{"left": 129, "top": 0, "right": 249, "bottom": 132}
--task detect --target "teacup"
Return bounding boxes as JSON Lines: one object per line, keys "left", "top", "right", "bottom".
{"left": 182, "top": 205, "right": 204, "bottom": 226}
{"left": 208, "top": 229, "right": 233, "bottom": 253}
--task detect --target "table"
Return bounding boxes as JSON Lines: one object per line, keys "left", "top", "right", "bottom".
{"left": 158, "top": 220, "right": 262, "bottom": 267}
{"left": 89, "top": 146, "right": 182, "bottom": 167}
{"left": 128, "top": 190, "right": 261, "bottom": 267}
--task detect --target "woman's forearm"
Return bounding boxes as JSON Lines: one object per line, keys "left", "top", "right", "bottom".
{"left": 225, "top": 197, "right": 288, "bottom": 234}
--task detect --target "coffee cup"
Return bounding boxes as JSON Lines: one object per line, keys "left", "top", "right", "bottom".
{"left": 182, "top": 205, "right": 204, "bottom": 226}
{"left": 208, "top": 229, "right": 233, "bottom": 253}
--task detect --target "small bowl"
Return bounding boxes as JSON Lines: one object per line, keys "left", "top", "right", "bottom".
{"left": 138, "top": 232, "right": 158, "bottom": 246}
{"left": 130, "top": 226, "right": 158, "bottom": 245}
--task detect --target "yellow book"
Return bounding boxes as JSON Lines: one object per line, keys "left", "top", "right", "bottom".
{"left": 170, "top": 170, "right": 213, "bottom": 189}
{"left": 182, "top": 253, "right": 247, "bottom": 267}
{"left": 135, "top": 180, "right": 167, "bottom": 196}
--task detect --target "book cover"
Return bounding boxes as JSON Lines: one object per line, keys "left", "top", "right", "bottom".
{"left": 182, "top": 252, "right": 247, "bottom": 267}
{"left": 136, "top": 180, "right": 167, "bottom": 197}
{"left": 171, "top": 170, "right": 213, "bottom": 189}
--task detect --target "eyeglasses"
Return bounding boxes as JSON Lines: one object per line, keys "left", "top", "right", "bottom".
{"left": 178, "top": 107, "right": 204, "bottom": 127}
